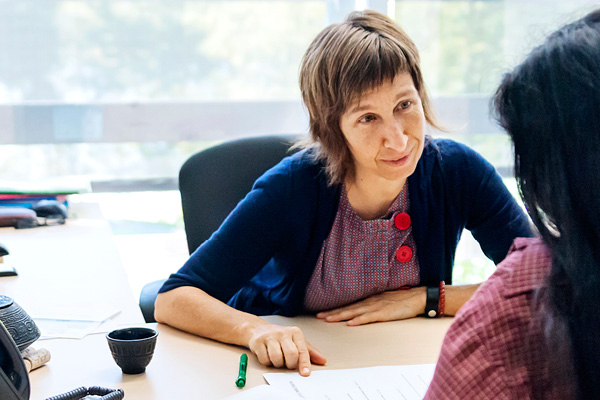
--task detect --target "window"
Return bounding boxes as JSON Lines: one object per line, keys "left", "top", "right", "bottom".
{"left": 0, "top": 0, "right": 328, "bottom": 186}
{"left": 1, "top": 0, "right": 597, "bottom": 287}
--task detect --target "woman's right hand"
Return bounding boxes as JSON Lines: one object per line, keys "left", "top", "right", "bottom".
{"left": 155, "top": 287, "right": 326, "bottom": 377}
{"left": 246, "top": 323, "right": 327, "bottom": 376}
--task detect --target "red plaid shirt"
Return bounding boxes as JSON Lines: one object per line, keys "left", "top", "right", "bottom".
{"left": 425, "top": 238, "right": 574, "bottom": 399}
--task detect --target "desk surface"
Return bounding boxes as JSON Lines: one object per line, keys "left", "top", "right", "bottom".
{"left": 31, "top": 316, "right": 453, "bottom": 400}
{"left": 0, "top": 203, "right": 453, "bottom": 399}
{"left": 0, "top": 201, "right": 144, "bottom": 324}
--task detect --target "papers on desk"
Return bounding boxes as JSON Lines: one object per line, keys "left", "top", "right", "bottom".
{"left": 30, "top": 305, "right": 120, "bottom": 339}
{"left": 226, "top": 364, "right": 435, "bottom": 400}
{"left": 224, "top": 384, "right": 296, "bottom": 400}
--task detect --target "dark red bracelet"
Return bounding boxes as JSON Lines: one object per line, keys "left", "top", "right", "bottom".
{"left": 438, "top": 281, "right": 446, "bottom": 317}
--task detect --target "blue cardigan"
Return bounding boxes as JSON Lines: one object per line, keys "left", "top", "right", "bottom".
{"left": 160, "top": 139, "right": 533, "bottom": 316}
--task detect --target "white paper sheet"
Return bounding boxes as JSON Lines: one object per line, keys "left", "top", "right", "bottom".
{"left": 30, "top": 306, "right": 120, "bottom": 339}
{"left": 263, "top": 364, "right": 435, "bottom": 400}
{"left": 224, "top": 385, "right": 298, "bottom": 400}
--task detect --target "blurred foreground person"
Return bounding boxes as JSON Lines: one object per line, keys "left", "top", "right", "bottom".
{"left": 426, "top": 9, "right": 600, "bottom": 400}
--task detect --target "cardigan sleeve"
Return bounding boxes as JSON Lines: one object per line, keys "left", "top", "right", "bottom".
{"left": 442, "top": 141, "right": 533, "bottom": 264}
{"left": 159, "top": 164, "right": 294, "bottom": 303}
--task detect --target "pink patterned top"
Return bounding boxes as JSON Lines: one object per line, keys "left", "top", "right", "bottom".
{"left": 304, "top": 183, "right": 420, "bottom": 312}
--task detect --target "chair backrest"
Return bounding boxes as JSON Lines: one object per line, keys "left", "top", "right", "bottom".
{"left": 139, "top": 135, "right": 300, "bottom": 322}
{"left": 179, "top": 135, "right": 299, "bottom": 254}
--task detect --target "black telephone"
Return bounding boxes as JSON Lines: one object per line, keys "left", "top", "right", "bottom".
{"left": 0, "top": 320, "right": 30, "bottom": 400}
{"left": 0, "top": 313, "right": 124, "bottom": 400}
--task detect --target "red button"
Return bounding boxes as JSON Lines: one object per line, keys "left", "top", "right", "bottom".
{"left": 394, "top": 213, "right": 411, "bottom": 230}
{"left": 396, "top": 246, "right": 413, "bottom": 263}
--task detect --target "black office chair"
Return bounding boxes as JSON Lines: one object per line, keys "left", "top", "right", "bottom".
{"left": 139, "top": 135, "right": 300, "bottom": 323}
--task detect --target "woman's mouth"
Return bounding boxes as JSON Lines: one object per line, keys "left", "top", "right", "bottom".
{"left": 382, "top": 153, "right": 410, "bottom": 167}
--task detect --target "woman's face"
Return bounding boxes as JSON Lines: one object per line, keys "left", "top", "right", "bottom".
{"left": 339, "top": 72, "right": 426, "bottom": 185}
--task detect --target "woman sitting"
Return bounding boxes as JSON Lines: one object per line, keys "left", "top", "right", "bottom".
{"left": 155, "top": 10, "right": 532, "bottom": 376}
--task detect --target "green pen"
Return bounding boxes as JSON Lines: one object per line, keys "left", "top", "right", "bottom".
{"left": 236, "top": 353, "right": 248, "bottom": 387}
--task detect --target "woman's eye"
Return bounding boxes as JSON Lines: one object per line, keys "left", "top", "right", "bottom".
{"left": 359, "top": 114, "right": 376, "bottom": 123}
{"left": 399, "top": 100, "right": 412, "bottom": 110}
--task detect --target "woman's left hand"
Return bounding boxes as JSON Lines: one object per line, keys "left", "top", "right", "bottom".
{"left": 316, "top": 287, "right": 427, "bottom": 326}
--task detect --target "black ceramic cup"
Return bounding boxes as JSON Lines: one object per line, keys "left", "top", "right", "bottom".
{"left": 106, "top": 327, "right": 158, "bottom": 374}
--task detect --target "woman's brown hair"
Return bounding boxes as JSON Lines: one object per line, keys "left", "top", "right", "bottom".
{"left": 298, "top": 9, "right": 440, "bottom": 185}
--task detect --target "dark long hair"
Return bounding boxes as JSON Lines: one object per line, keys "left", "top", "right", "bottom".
{"left": 494, "top": 9, "right": 600, "bottom": 399}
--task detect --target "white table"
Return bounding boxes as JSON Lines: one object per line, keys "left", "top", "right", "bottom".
{"left": 0, "top": 201, "right": 453, "bottom": 399}
{"left": 0, "top": 201, "right": 145, "bottom": 325}
{"left": 30, "top": 316, "right": 453, "bottom": 399}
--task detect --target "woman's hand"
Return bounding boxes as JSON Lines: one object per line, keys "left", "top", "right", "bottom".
{"left": 316, "top": 287, "right": 427, "bottom": 326}
{"left": 156, "top": 287, "right": 326, "bottom": 376}
{"left": 246, "top": 323, "right": 327, "bottom": 376}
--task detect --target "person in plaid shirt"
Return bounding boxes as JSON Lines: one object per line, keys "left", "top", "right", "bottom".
{"left": 426, "top": 9, "right": 600, "bottom": 399}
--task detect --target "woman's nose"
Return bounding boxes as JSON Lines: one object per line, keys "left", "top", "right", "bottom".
{"left": 382, "top": 121, "right": 408, "bottom": 149}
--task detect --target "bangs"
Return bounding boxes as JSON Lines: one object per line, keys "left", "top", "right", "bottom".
{"left": 338, "top": 32, "right": 414, "bottom": 111}
{"left": 297, "top": 9, "right": 441, "bottom": 184}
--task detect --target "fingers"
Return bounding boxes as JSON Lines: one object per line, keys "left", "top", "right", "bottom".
{"left": 307, "top": 342, "right": 327, "bottom": 366}
{"left": 316, "top": 308, "right": 347, "bottom": 320}
{"left": 324, "top": 308, "right": 383, "bottom": 326}
{"left": 249, "top": 325, "right": 322, "bottom": 375}
{"left": 252, "top": 341, "right": 271, "bottom": 366}
{"left": 293, "top": 332, "right": 312, "bottom": 376}
{"left": 280, "top": 336, "right": 299, "bottom": 369}
{"left": 295, "top": 339, "right": 327, "bottom": 377}
{"left": 346, "top": 310, "right": 384, "bottom": 326}
{"left": 266, "top": 338, "right": 285, "bottom": 368}
{"left": 317, "top": 289, "right": 427, "bottom": 326}
{"left": 318, "top": 304, "right": 372, "bottom": 322}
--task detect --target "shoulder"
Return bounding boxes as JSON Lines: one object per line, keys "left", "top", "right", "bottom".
{"left": 255, "top": 149, "right": 327, "bottom": 188}
{"left": 493, "top": 237, "right": 552, "bottom": 297}
{"left": 415, "top": 138, "right": 513, "bottom": 218}
{"left": 459, "top": 238, "right": 550, "bottom": 317}
{"left": 423, "top": 137, "right": 492, "bottom": 171}
{"left": 248, "top": 149, "right": 331, "bottom": 200}
{"left": 428, "top": 238, "right": 552, "bottom": 398}
{"left": 250, "top": 149, "right": 339, "bottom": 214}
{"left": 415, "top": 138, "right": 496, "bottom": 190}
{"left": 437, "top": 238, "right": 552, "bottom": 394}
{"left": 449, "top": 238, "right": 552, "bottom": 358}
{"left": 445, "top": 238, "right": 550, "bottom": 340}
